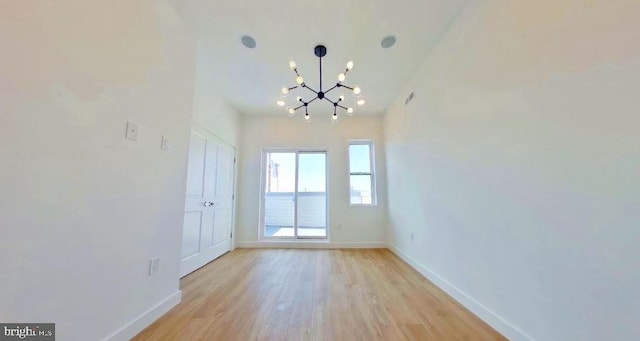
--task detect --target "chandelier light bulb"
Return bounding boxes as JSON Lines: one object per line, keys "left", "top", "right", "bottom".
{"left": 296, "top": 76, "right": 304, "bottom": 85}
{"left": 281, "top": 87, "right": 289, "bottom": 95}
{"left": 296, "top": 96, "right": 302, "bottom": 102}
{"left": 304, "top": 114, "right": 310, "bottom": 121}
{"left": 287, "top": 108, "right": 296, "bottom": 117}
{"left": 353, "top": 86, "right": 362, "bottom": 95}
{"left": 277, "top": 100, "right": 285, "bottom": 106}
{"left": 357, "top": 99, "right": 366, "bottom": 106}
{"left": 289, "top": 61, "right": 296, "bottom": 69}
{"left": 339, "top": 95, "right": 345, "bottom": 101}
{"left": 332, "top": 113, "right": 338, "bottom": 121}
{"left": 347, "top": 107, "right": 354, "bottom": 114}
{"left": 346, "top": 61, "right": 354, "bottom": 70}
{"left": 338, "top": 73, "right": 346, "bottom": 82}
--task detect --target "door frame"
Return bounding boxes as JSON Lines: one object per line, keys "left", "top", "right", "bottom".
{"left": 259, "top": 148, "right": 330, "bottom": 241}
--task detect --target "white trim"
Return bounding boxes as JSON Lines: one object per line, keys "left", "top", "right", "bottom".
{"left": 387, "top": 244, "right": 533, "bottom": 341}
{"left": 105, "top": 291, "right": 182, "bottom": 341}
{"left": 191, "top": 125, "right": 234, "bottom": 148}
{"left": 236, "top": 241, "right": 386, "bottom": 249}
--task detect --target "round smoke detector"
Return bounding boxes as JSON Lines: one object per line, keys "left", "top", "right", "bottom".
{"left": 241, "top": 35, "right": 257, "bottom": 49}
{"left": 381, "top": 35, "right": 396, "bottom": 49}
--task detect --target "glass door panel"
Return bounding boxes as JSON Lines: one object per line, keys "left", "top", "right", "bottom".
{"left": 296, "top": 152, "right": 327, "bottom": 238}
{"left": 264, "top": 152, "right": 296, "bottom": 237}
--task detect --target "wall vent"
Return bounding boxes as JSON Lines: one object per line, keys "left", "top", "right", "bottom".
{"left": 404, "top": 92, "right": 415, "bottom": 105}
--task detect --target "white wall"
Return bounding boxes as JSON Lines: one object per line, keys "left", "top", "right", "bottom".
{"left": 191, "top": 43, "right": 241, "bottom": 147}
{"left": 237, "top": 115, "right": 387, "bottom": 245}
{"left": 0, "top": 1, "right": 197, "bottom": 340}
{"left": 384, "top": 0, "right": 640, "bottom": 340}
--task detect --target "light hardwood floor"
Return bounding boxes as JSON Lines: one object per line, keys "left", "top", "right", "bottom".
{"left": 133, "top": 248, "right": 505, "bottom": 340}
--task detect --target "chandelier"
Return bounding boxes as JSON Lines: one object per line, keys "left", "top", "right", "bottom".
{"left": 277, "top": 45, "right": 365, "bottom": 121}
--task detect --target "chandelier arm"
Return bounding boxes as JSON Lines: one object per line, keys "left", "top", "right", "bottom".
{"left": 337, "top": 104, "right": 348, "bottom": 110}
{"left": 324, "top": 84, "right": 338, "bottom": 94}
{"left": 340, "top": 84, "right": 354, "bottom": 91}
{"left": 304, "top": 85, "right": 318, "bottom": 94}
{"left": 294, "top": 68, "right": 301, "bottom": 77}
{"left": 294, "top": 104, "right": 305, "bottom": 110}
{"left": 307, "top": 96, "right": 319, "bottom": 104}
{"left": 323, "top": 97, "right": 338, "bottom": 105}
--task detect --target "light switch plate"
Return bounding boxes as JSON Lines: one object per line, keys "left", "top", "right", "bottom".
{"left": 161, "top": 136, "right": 171, "bottom": 151}
{"left": 149, "top": 257, "right": 160, "bottom": 276}
{"left": 126, "top": 121, "right": 139, "bottom": 141}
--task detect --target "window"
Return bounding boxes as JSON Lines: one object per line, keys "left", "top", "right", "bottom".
{"left": 349, "top": 140, "right": 376, "bottom": 205}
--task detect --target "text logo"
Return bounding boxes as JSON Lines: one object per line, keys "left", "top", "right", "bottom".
{"left": 1, "top": 324, "right": 55, "bottom": 340}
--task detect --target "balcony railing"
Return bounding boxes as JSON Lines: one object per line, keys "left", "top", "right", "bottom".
{"left": 264, "top": 192, "right": 326, "bottom": 228}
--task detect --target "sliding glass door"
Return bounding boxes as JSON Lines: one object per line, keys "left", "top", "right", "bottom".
{"left": 296, "top": 152, "right": 327, "bottom": 237}
{"left": 263, "top": 150, "right": 327, "bottom": 239}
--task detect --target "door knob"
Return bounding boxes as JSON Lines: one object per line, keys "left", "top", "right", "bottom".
{"left": 203, "top": 201, "right": 214, "bottom": 207}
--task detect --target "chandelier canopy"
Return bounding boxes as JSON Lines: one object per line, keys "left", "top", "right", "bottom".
{"left": 277, "top": 45, "right": 364, "bottom": 121}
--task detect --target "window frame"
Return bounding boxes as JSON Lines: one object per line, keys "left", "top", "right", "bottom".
{"left": 259, "top": 148, "right": 330, "bottom": 241}
{"left": 348, "top": 140, "right": 377, "bottom": 206}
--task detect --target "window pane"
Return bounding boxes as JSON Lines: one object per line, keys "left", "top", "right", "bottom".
{"left": 350, "top": 175, "right": 372, "bottom": 204}
{"left": 297, "top": 153, "right": 327, "bottom": 237}
{"left": 349, "top": 144, "right": 370, "bottom": 173}
{"left": 264, "top": 152, "right": 296, "bottom": 237}
{"left": 297, "top": 153, "right": 326, "bottom": 192}
{"left": 265, "top": 153, "right": 296, "bottom": 193}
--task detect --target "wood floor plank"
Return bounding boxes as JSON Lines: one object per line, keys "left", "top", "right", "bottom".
{"left": 133, "top": 249, "right": 506, "bottom": 341}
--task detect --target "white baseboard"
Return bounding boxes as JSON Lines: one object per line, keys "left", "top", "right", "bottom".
{"left": 236, "top": 241, "right": 387, "bottom": 249}
{"left": 105, "top": 290, "right": 181, "bottom": 341}
{"left": 387, "top": 244, "right": 533, "bottom": 341}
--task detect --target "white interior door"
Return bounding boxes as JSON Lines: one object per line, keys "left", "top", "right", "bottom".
{"left": 211, "top": 142, "right": 234, "bottom": 254}
{"left": 180, "top": 130, "right": 235, "bottom": 278}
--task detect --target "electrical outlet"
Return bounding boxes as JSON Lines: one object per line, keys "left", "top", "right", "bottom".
{"left": 126, "top": 121, "right": 139, "bottom": 141}
{"left": 149, "top": 257, "right": 160, "bottom": 275}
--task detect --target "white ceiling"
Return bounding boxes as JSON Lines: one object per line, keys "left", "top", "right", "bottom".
{"left": 170, "top": 0, "right": 468, "bottom": 116}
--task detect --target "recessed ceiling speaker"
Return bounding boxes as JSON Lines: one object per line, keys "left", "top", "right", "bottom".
{"left": 241, "top": 35, "right": 256, "bottom": 49}
{"left": 381, "top": 35, "right": 396, "bottom": 49}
